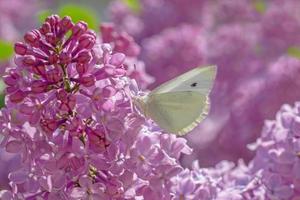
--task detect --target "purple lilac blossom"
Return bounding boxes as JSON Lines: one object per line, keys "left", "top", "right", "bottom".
{"left": 231, "top": 102, "right": 300, "bottom": 200}
{"left": 249, "top": 101, "right": 300, "bottom": 199}
{"left": 203, "top": 160, "right": 264, "bottom": 200}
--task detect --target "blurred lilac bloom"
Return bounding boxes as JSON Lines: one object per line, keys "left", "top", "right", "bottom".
{"left": 141, "top": 24, "right": 206, "bottom": 88}
{"left": 0, "top": 0, "right": 44, "bottom": 76}
{"left": 109, "top": 0, "right": 209, "bottom": 42}
{"left": 110, "top": 0, "right": 300, "bottom": 166}
{"left": 250, "top": 102, "right": 300, "bottom": 198}
{"left": 0, "top": 0, "right": 42, "bottom": 41}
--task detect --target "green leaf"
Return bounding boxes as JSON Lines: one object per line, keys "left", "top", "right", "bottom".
{"left": 288, "top": 47, "right": 300, "bottom": 59}
{"left": 37, "top": 9, "right": 52, "bottom": 24}
{"left": 254, "top": 0, "right": 267, "bottom": 14}
{"left": 123, "top": 0, "right": 141, "bottom": 13}
{"left": 0, "top": 40, "right": 13, "bottom": 61}
{"left": 58, "top": 4, "right": 99, "bottom": 30}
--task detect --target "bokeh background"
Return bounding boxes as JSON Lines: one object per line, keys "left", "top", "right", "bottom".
{"left": 1, "top": 0, "right": 300, "bottom": 189}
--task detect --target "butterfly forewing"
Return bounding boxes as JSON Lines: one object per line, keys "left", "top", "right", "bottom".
{"left": 151, "top": 65, "right": 216, "bottom": 95}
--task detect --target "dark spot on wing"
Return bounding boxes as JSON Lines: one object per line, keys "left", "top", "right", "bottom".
{"left": 190, "top": 82, "right": 198, "bottom": 87}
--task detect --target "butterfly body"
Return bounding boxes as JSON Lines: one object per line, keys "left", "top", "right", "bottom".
{"left": 135, "top": 66, "right": 216, "bottom": 135}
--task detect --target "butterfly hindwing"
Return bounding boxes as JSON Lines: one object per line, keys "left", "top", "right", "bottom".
{"left": 146, "top": 91, "right": 208, "bottom": 135}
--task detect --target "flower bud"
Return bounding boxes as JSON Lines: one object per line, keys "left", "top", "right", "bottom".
{"left": 9, "top": 90, "right": 27, "bottom": 103}
{"left": 46, "top": 15, "right": 60, "bottom": 27}
{"left": 80, "top": 75, "right": 95, "bottom": 87}
{"left": 100, "top": 23, "right": 115, "bottom": 42}
{"left": 45, "top": 33, "right": 56, "bottom": 45}
{"left": 72, "top": 22, "right": 88, "bottom": 38}
{"left": 3, "top": 72, "right": 20, "bottom": 86}
{"left": 14, "top": 42, "right": 27, "bottom": 55}
{"left": 102, "top": 86, "right": 117, "bottom": 98}
{"left": 40, "top": 22, "right": 51, "bottom": 35}
{"left": 109, "top": 53, "right": 125, "bottom": 66}
{"left": 46, "top": 68, "right": 62, "bottom": 83}
{"left": 23, "top": 55, "right": 36, "bottom": 66}
{"left": 31, "top": 80, "right": 48, "bottom": 93}
{"left": 24, "top": 29, "right": 40, "bottom": 45}
{"left": 56, "top": 89, "right": 68, "bottom": 102}
{"left": 40, "top": 118, "right": 58, "bottom": 134}
{"left": 33, "top": 65, "right": 46, "bottom": 76}
{"left": 76, "top": 63, "right": 88, "bottom": 76}
{"left": 60, "top": 16, "right": 74, "bottom": 31}
{"left": 78, "top": 34, "right": 96, "bottom": 50}
{"left": 59, "top": 52, "right": 72, "bottom": 65}
{"left": 48, "top": 53, "right": 59, "bottom": 64}
{"left": 76, "top": 51, "right": 91, "bottom": 63}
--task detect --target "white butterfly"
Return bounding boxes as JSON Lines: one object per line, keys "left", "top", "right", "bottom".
{"left": 134, "top": 65, "right": 217, "bottom": 135}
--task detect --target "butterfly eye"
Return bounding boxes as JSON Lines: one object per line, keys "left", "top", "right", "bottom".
{"left": 190, "top": 82, "right": 198, "bottom": 87}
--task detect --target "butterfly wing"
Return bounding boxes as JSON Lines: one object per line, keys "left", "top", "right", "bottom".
{"left": 151, "top": 65, "right": 216, "bottom": 95}
{"left": 145, "top": 91, "right": 208, "bottom": 135}
{"left": 136, "top": 65, "right": 216, "bottom": 135}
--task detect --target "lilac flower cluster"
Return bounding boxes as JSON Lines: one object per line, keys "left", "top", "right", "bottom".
{"left": 109, "top": 0, "right": 300, "bottom": 166}
{"left": 183, "top": 96, "right": 300, "bottom": 200}
{"left": 0, "top": 15, "right": 203, "bottom": 199}
{"left": 199, "top": 161, "right": 264, "bottom": 200}
{"left": 155, "top": 100, "right": 300, "bottom": 200}
{"left": 250, "top": 102, "right": 300, "bottom": 199}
